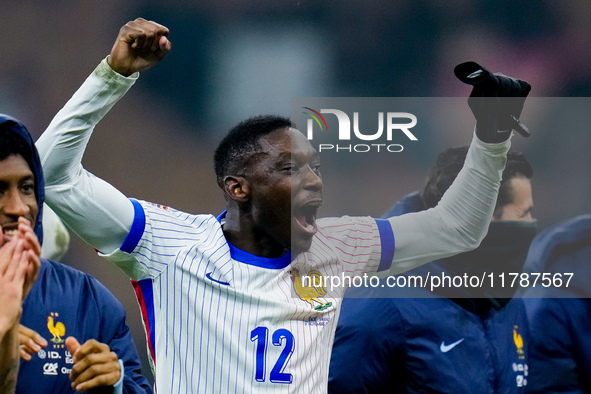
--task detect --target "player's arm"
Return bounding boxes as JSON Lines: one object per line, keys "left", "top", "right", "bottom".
{"left": 36, "top": 18, "right": 171, "bottom": 256}
{"left": 0, "top": 220, "right": 41, "bottom": 393}
{"left": 384, "top": 135, "right": 508, "bottom": 275}
{"left": 0, "top": 239, "right": 27, "bottom": 394}
{"left": 65, "top": 276, "right": 153, "bottom": 394}
{"left": 94, "top": 278, "right": 153, "bottom": 393}
{"left": 382, "top": 67, "right": 530, "bottom": 276}
{"left": 0, "top": 316, "right": 20, "bottom": 394}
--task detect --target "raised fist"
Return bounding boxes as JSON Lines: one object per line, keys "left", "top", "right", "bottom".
{"left": 455, "top": 61, "right": 531, "bottom": 143}
{"left": 108, "top": 17, "right": 172, "bottom": 77}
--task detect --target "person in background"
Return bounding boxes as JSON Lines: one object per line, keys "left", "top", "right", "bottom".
{"left": 329, "top": 147, "right": 537, "bottom": 393}
{"left": 521, "top": 214, "right": 591, "bottom": 393}
{"left": 0, "top": 114, "right": 152, "bottom": 393}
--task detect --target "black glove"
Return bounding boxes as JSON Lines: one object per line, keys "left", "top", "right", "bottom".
{"left": 454, "top": 61, "right": 531, "bottom": 143}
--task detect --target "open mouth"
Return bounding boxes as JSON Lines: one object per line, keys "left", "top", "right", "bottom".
{"left": 293, "top": 200, "right": 322, "bottom": 234}
{"left": 1, "top": 224, "right": 18, "bottom": 241}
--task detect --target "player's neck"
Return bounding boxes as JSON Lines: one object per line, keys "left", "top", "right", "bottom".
{"left": 222, "top": 210, "right": 288, "bottom": 259}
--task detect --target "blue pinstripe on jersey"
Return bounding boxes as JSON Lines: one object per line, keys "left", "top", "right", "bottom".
{"left": 120, "top": 199, "right": 392, "bottom": 393}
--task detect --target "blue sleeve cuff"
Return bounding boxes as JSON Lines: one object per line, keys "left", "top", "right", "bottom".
{"left": 120, "top": 199, "right": 146, "bottom": 253}
{"left": 112, "top": 359, "right": 125, "bottom": 394}
{"left": 375, "top": 218, "right": 395, "bottom": 272}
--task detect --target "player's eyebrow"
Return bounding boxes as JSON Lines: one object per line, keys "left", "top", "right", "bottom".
{"left": 0, "top": 174, "right": 35, "bottom": 189}
{"left": 274, "top": 155, "right": 297, "bottom": 169}
{"left": 287, "top": 146, "right": 320, "bottom": 161}
{"left": 275, "top": 152, "right": 294, "bottom": 162}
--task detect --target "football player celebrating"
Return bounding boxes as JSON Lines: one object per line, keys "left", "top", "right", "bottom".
{"left": 37, "top": 18, "right": 530, "bottom": 393}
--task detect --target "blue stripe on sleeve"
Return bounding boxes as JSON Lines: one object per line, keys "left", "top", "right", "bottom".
{"left": 121, "top": 199, "right": 146, "bottom": 253}
{"left": 375, "top": 218, "right": 395, "bottom": 272}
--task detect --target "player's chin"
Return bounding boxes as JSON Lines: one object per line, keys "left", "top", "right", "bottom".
{"left": 290, "top": 228, "right": 314, "bottom": 255}
{"left": 291, "top": 216, "right": 317, "bottom": 253}
{"left": 291, "top": 236, "right": 314, "bottom": 255}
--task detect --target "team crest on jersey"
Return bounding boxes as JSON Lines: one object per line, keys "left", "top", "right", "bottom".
{"left": 513, "top": 325, "right": 525, "bottom": 360}
{"left": 290, "top": 269, "right": 333, "bottom": 311}
{"left": 47, "top": 312, "right": 66, "bottom": 348}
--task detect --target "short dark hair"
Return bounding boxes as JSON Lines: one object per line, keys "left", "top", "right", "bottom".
{"left": 421, "top": 146, "right": 533, "bottom": 213}
{"left": 0, "top": 126, "right": 35, "bottom": 174}
{"left": 214, "top": 115, "right": 294, "bottom": 187}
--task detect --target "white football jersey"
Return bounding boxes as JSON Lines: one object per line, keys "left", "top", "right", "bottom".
{"left": 38, "top": 58, "right": 509, "bottom": 394}
{"left": 115, "top": 199, "right": 394, "bottom": 393}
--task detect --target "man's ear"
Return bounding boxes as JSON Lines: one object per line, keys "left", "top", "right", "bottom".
{"left": 223, "top": 176, "right": 249, "bottom": 202}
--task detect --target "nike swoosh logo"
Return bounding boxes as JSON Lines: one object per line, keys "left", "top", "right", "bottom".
{"left": 440, "top": 338, "right": 464, "bottom": 353}
{"left": 205, "top": 272, "right": 231, "bottom": 286}
{"left": 467, "top": 70, "right": 484, "bottom": 79}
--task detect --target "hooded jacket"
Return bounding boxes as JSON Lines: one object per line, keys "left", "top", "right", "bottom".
{"left": 0, "top": 115, "right": 152, "bottom": 393}
{"left": 521, "top": 214, "right": 591, "bottom": 393}
{"left": 329, "top": 192, "right": 530, "bottom": 393}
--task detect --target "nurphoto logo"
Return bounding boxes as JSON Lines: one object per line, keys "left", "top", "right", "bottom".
{"left": 302, "top": 107, "right": 418, "bottom": 153}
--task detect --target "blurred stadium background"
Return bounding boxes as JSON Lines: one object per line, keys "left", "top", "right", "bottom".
{"left": 1, "top": 0, "right": 590, "bottom": 384}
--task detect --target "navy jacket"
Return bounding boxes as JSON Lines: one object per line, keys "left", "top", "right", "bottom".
{"left": 329, "top": 192, "right": 530, "bottom": 393}
{"left": 18, "top": 259, "right": 153, "bottom": 393}
{"left": 521, "top": 215, "right": 591, "bottom": 393}
{"left": 0, "top": 115, "right": 152, "bottom": 393}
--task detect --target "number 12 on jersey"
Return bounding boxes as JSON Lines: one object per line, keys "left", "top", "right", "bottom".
{"left": 250, "top": 327, "right": 295, "bottom": 384}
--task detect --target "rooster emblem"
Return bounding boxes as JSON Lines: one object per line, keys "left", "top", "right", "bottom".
{"left": 290, "top": 269, "right": 332, "bottom": 311}
{"left": 47, "top": 313, "right": 66, "bottom": 344}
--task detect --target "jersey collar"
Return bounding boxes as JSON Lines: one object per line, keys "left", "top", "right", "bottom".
{"left": 217, "top": 211, "right": 292, "bottom": 269}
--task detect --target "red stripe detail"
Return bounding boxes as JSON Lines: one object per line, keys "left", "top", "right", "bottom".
{"left": 303, "top": 107, "right": 329, "bottom": 131}
{"left": 131, "top": 280, "right": 156, "bottom": 364}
